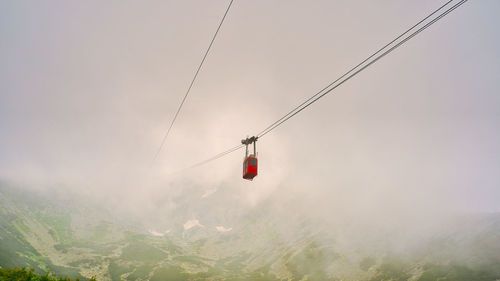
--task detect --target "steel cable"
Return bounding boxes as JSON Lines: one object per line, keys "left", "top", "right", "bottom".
{"left": 153, "top": 0, "right": 235, "bottom": 163}
{"left": 179, "top": 0, "right": 468, "bottom": 170}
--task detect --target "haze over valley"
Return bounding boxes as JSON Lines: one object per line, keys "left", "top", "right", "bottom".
{"left": 1, "top": 0, "right": 499, "bottom": 280}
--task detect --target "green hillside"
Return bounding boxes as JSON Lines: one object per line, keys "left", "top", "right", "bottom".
{"left": 1, "top": 184, "right": 499, "bottom": 280}
{"left": 0, "top": 267, "right": 96, "bottom": 281}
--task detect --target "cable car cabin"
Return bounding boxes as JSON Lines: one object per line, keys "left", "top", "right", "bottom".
{"left": 241, "top": 136, "right": 258, "bottom": 180}
{"left": 243, "top": 155, "right": 258, "bottom": 180}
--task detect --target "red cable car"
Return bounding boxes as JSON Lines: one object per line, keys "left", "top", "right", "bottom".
{"left": 242, "top": 136, "right": 258, "bottom": 180}
{"left": 243, "top": 155, "right": 258, "bottom": 180}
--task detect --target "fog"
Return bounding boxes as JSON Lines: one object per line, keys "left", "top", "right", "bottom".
{"left": 1, "top": 0, "right": 499, "bottom": 246}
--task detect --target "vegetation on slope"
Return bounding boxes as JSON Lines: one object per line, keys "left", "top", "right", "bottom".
{"left": 0, "top": 268, "right": 96, "bottom": 281}
{"left": 369, "top": 257, "right": 500, "bottom": 281}
{"left": 1, "top": 184, "right": 500, "bottom": 281}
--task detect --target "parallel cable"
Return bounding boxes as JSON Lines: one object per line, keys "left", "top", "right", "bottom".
{"left": 255, "top": 0, "right": 455, "bottom": 138}
{"left": 257, "top": 0, "right": 467, "bottom": 138}
{"left": 153, "top": 0, "right": 235, "bottom": 163}
{"left": 178, "top": 0, "right": 468, "bottom": 170}
{"left": 175, "top": 144, "right": 244, "bottom": 173}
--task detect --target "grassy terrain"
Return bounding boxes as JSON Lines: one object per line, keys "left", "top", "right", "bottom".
{"left": 0, "top": 267, "right": 96, "bottom": 281}
{"left": 1, "top": 183, "right": 500, "bottom": 281}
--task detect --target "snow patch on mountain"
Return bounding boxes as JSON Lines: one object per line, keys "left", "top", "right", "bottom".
{"left": 216, "top": 226, "right": 232, "bottom": 232}
{"left": 201, "top": 188, "right": 217, "bottom": 198}
{"left": 184, "top": 219, "right": 204, "bottom": 230}
{"left": 148, "top": 229, "right": 170, "bottom": 237}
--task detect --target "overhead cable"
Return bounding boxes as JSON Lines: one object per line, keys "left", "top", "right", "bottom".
{"left": 257, "top": 0, "right": 466, "bottom": 138}
{"left": 153, "top": 0, "right": 235, "bottom": 163}
{"left": 178, "top": 144, "right": 245, "bottom": 173}
{"left": 180, "top": 0, "right": 468, "bottom": 169}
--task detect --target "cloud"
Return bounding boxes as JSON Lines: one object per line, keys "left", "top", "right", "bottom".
{"left": 0, "top": 0, "right": 498, "bottom": 228}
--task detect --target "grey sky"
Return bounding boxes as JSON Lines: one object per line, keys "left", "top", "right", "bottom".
{"left": 1, "top": 0, "right": 499, "bottom": 219}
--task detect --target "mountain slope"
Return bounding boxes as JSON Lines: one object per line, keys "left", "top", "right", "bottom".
{"left": 1, "top": 183, "right": 499, "bottom": 280}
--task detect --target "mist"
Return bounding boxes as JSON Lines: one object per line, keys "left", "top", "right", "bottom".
{"left": 1, "top": 2, "right": 499, "bottom": 278}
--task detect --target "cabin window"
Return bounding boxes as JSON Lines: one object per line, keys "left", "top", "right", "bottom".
{"left": 250, "top": 159, "right": 257, "bottom": 166}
